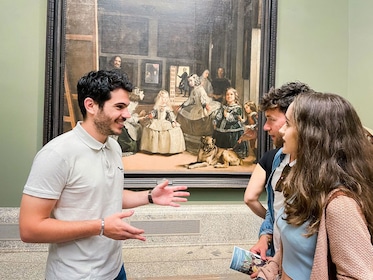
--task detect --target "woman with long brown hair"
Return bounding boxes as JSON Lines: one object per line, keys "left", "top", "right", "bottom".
{"left": 257, "top": 92, "right": 373, "bottom": 279}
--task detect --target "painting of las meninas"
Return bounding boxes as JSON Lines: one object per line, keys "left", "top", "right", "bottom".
{"left": 50, "top": 0, "right": 278, "bottom": 185}
{"left": 96, "top": 0, "right": 262, "bottom": 175}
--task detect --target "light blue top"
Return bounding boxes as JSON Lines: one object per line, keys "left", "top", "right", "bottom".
{"left": 276, "top": 207, "right": 317, "bottom": 280}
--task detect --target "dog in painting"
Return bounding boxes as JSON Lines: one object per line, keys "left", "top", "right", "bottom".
{"left": 186, "top": 136, "right": 242, "bottom": 169}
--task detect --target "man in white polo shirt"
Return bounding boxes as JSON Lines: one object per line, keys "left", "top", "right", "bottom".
{"left": 19, "top": 70, "right": 190, "bottom": 280}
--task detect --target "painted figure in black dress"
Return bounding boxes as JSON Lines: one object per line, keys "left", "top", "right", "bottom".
{"left": 213, "top": 87, "right": 248, "bottom": 158}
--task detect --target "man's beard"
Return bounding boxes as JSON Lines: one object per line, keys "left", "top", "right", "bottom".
{"left": 274, "top": 136, "right": 284, "bottom": 148}
{"left": 94, "top": 111, "right": 120, "bottom": 136}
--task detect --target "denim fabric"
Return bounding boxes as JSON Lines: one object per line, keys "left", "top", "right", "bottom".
{"left": 258, "top": 148, "right": 284, "bottom": 256}
{"left": 114, "top": 264, "right": 126, "bottom": 280}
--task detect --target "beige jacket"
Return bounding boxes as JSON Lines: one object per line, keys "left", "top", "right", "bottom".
{"left": 310, "top": 191, "right": 373, "bottom": 279}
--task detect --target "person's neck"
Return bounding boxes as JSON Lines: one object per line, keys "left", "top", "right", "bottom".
{"left": 289, "top": 154, "right": 297, "bottom": 163}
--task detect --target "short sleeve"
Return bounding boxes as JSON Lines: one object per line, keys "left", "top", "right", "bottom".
{"left": 23, "top": 148, "right": 69, "bottom": 199}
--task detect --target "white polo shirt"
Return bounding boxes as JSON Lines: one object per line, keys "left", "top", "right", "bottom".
{"left": 24, "top": 122, "right": 124, "bottom": 279}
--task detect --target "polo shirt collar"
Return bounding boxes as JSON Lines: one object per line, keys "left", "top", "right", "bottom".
{"left": 73, "top": 121, "right": 112, "bottom": 151}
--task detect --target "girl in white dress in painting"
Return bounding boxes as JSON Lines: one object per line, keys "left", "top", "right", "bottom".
{"left": 141, "top": 90, "right": 185, "bottom": 154}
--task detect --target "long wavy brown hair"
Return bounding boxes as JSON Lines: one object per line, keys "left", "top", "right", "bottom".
{"left": 282, "top": 93, "right": 373, "bottom": 241}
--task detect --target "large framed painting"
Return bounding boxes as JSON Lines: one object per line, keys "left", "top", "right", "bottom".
{"left": 44, "top": 0, "right": 278, "bottom": 188}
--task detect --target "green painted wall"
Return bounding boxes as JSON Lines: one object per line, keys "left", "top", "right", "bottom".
{"left": 1, "top": 0, "right": 372, "bottom": 206}
{"left": 276, "top": 0, "right": 349, "bottom": 96}
{"left": 0, "top": 1, "right": 46, "bottom": 206}
{"left": 276, "top": 0, "right": 373, "bottom": 129}
{"left": 347, "top": 0, "right": 373, "bottom": 129}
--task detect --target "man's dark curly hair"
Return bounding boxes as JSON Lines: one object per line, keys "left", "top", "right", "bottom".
{"left": 77, "top": 70, "right": 133, "bottom": 119}
{"left": 259, "top": 81, "right": 314, "bottom": 113}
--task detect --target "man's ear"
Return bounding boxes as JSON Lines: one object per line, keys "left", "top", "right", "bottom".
{"left": 84, "top": 97, "right": 97, "bottom": 115}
